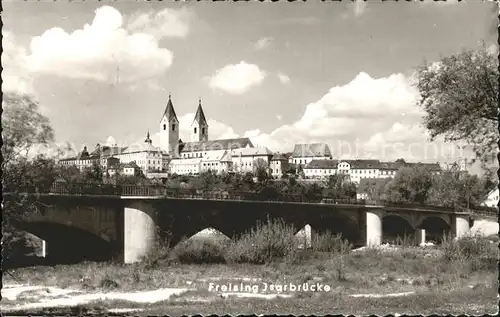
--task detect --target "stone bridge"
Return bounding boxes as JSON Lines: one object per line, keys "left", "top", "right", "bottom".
{"left": 7, "top": 190, "right": 476, "bottom": 264}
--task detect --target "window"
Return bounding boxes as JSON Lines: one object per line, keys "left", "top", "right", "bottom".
{"left": 202, "top": 127, "right": 205, "bottom": 135}
{"left": 163, "top": 124, "right": 166, "bottom": 130}
{"left": 194, "top": 127, "right": 197, "bottom": 133}
{"left": 172, "top": 124, "right": 176, "bottom": 131}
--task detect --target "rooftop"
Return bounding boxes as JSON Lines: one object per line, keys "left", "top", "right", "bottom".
{"left": 162, "top": 95, "right": 179, "bottom": 122}
{"left": 291, "top": 143, "right": 332, "bottom": 158}
{"left": 230, "top": 146, "right": 274, "bottom": 157}
{"left": 305, "top": 159, "right": 339, "bottom": 169}
{"left": 180, "top": 137, "right": 254, "bottom": 153}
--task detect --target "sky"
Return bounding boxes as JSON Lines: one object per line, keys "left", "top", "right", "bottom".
{"left": 2, "top": 0, "right": 498, "bottom": 172}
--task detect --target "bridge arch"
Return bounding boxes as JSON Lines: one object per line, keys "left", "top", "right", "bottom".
{"left": 382, "top": 215, "right": 415, "bottom": 243}
{"left": 306, "top": 212, "right": 361, "bottom": 245}
{"left": 14, "top": 221, "right": 118, "bottom": 263}
{"left": 418, "top": 216, "right": 451, "bottom": 243}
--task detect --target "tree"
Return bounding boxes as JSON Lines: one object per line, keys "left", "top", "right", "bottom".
{"left": 324, "top": 174, "right": 356, "bottom": 199}
{"left": 253, "top": 158, "right": 269, "bottom": 183}
{"left": 2, "top": 93, "right": 56, "bottom": 264}
{"left": 2, "top": 93, "right": 55, "bottom": 164}
{"left": 296, "top": 164, "right": 305, "bottom": 179}
{"left": 83, "top": 162, "right": 105, "bottom": 183}
{"left": 385, "top": 165, "right": 434, "bottom": 203}
{"left": 427, "top": 166, "right": 489, "bottom": 208}
{"left": 415, "top": 46, "right": 498, "bottom": 165}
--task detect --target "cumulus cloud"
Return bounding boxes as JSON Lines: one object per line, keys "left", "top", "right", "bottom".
{"left": 208, "top": 61, "right": 266, "bottom": 94}
{"left": 129, "top": 71, "right": 465, "bottom": 163}
{"left": 239, "top": 72, "right": 465, "bottom": 162}
{"left": 277, "top": 72, "right": 291, "bottom": 84}
{"left": 26, "top": 6, "right": 183, "bottom": 83}
{"left": 2, "top": 31, "right": 34, "bottom": 95}
{"left": 126, "top": 7, "right": 193, "bottom": 39}
{"left": 254, "top": 37, "right": 273, "bottom": 50}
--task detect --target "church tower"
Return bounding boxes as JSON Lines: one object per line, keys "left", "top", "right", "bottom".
{"left": 160, "top": 94, "right": 179, "bottom": 156}
{"left": 191, "top": 98, "right": 209, "bottom": 142}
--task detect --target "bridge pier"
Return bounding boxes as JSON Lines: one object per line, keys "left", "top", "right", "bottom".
{"left": 366, "top": 210, "right": 383, "bottom": 247}
{"left": 124, "top": 203, "right": 158, "bottom": 264}
{"left": 453, "top": 214, "right": 470, "bottom": 239}
{"left": 41, "top": 240, "right": 47, "bottom": 258}
{"left": 296, "top": 224, "right": 312, "bottom": 249}
{"left": 415, "top": 229, "right": 425, "bottom": 245}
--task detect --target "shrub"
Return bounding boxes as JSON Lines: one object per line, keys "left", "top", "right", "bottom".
{"left": 225, "top": 218, "right": 299, "bottom": 264}
{"left": 142, "top": 228, "right": 171, "bottom": 269}
{"left": 172, "top": 238, "right": 227, "bottom": 264}
{"left": 99, "top": 275, "right": 119, "bottom": 289}
{"left": 311, "top": 232, "right": 352, "bottom": 253}
{"left": 441, "top": 234, "right": 498, "bottom": 273}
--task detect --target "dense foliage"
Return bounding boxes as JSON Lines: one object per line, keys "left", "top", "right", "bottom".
{"left": 415, "top": 45, "right": 499, "bottom": 166}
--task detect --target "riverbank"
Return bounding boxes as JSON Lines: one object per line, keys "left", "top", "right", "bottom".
{"left": 3, "top": 241, "right": 498, "bottom": 315}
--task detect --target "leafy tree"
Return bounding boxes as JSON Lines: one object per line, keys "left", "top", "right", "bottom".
{"left": 83, "top": 162, "right": 104, "bottom": 183}
{"left": 199, "top": 170, "right": 217, "bottom": 191}
{"left": 283, "top": 165, "right": 296, "bottom": 177}
{"left": 296, "top": 164, "right": 305, "bottom": 179}
{"left": 304, "top": 182, "right": 324, "bottom": 201}
{"left": 385, "top": 165, "right": 434, "bottom": 203}
{"left": 395, "top": 158, "right": 406, "bottom": 164}
{"left": 253, "top": 158, "right": 269, "bottom": 183}
{"left": 2, "top": 93, "right": 56, "bottom": 264}
{"left": 427, "top": 166, "right": 489, "bottom": 208}
{"left": 2, "top": 93, "right": 55, "bottom": 165}
{"left": 323, "top": 174, "right": 356, "bottom": 199}
{"left": 415, "top": 46, "right": 499, "bottom": 165}
{"left": 365, "top": 178, "right": 392, "bottom": 201}
{"left": 57, "top": 165, "right": 85, "bottom": 183}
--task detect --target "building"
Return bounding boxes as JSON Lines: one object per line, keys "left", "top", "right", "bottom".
{"left": 481, "top": 186, "right": 499, "bottom": 208}
{"left": 303, "top": 159, "right": 338, "bottom": 179}
{"left": 113, "top": 132, "right": 169, "bottom": 173}
{"left": 165, "top": 96, "right": 262, "bottom": 175}
{"left": 229, "top": 147, "right": 273, "bottom": 174}
{"left": 289, "top": 143, "right": 333, "bottom": 165}
{"left": 270, "top": 153, "right": 290, "bottom": 179}
{"left": 303, "top": 159, "right": 441, "bottom": 184}
{"left": 59, "top": 132, "right": 169, "bottom": 176}
{"left": 338, "top": 160, "right": 381, "bottom": 183}
{"left": 58, "top": 145, "right": 121, "bottom": 173}
{"left": 109, "top": 161, "right": 142, "bottom": 177}
{"left": 159, "top": 94, "right": 180, "bottom": 157}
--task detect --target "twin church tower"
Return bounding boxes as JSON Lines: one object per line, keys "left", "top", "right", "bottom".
{"left": 159, "top": 95, "right": 208, "bottom": 156}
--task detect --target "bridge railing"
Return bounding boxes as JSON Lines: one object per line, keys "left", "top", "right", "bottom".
{"left": 121, "top": 185, "right": 168, "bottom": 197}
{"left": 49, "top": 182, "right": 121, "bottom": 195}
{"left": 22, "top": 182, "right": 498, "bottom": 214}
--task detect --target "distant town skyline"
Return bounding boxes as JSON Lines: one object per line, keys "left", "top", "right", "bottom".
{"left": 3, "top": 0, "right": 497, "bottom": 173}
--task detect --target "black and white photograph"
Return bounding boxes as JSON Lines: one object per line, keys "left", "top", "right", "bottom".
{"left": 2, "top": 0, "right": 499, "bottom": 315}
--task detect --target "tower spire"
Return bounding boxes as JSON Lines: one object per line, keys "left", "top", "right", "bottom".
{"left": 145, "top": 130, "right": 152, "bottom": 144}
{"left": 162, "top": 94, "right": 178, "bottom": 122}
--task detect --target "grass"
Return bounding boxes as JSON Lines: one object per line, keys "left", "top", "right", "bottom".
{"left": 3, "top": 224, "right": 499, "bottom": 315}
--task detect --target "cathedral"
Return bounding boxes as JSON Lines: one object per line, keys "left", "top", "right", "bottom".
{"left": 161, "top": 95, "right": 275, "bottom": 175}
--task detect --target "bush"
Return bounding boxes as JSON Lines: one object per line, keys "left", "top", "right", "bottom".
{"left": 225, "top": 218, "right": 299, "bottom": 264}
{"left": 311, "top": 232, "right": 352, "bottom": 253}
{"left": 441, "top": 234, "right": 498, "bottom": 273}
{"left": 99, "top": 275, "right": 119, "bottom": 289}
{"left": 172, "top": 238, "right": 227, "bottom": 264}
{"left": 141, "top": 228, "right": 171, "bottom": 269}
